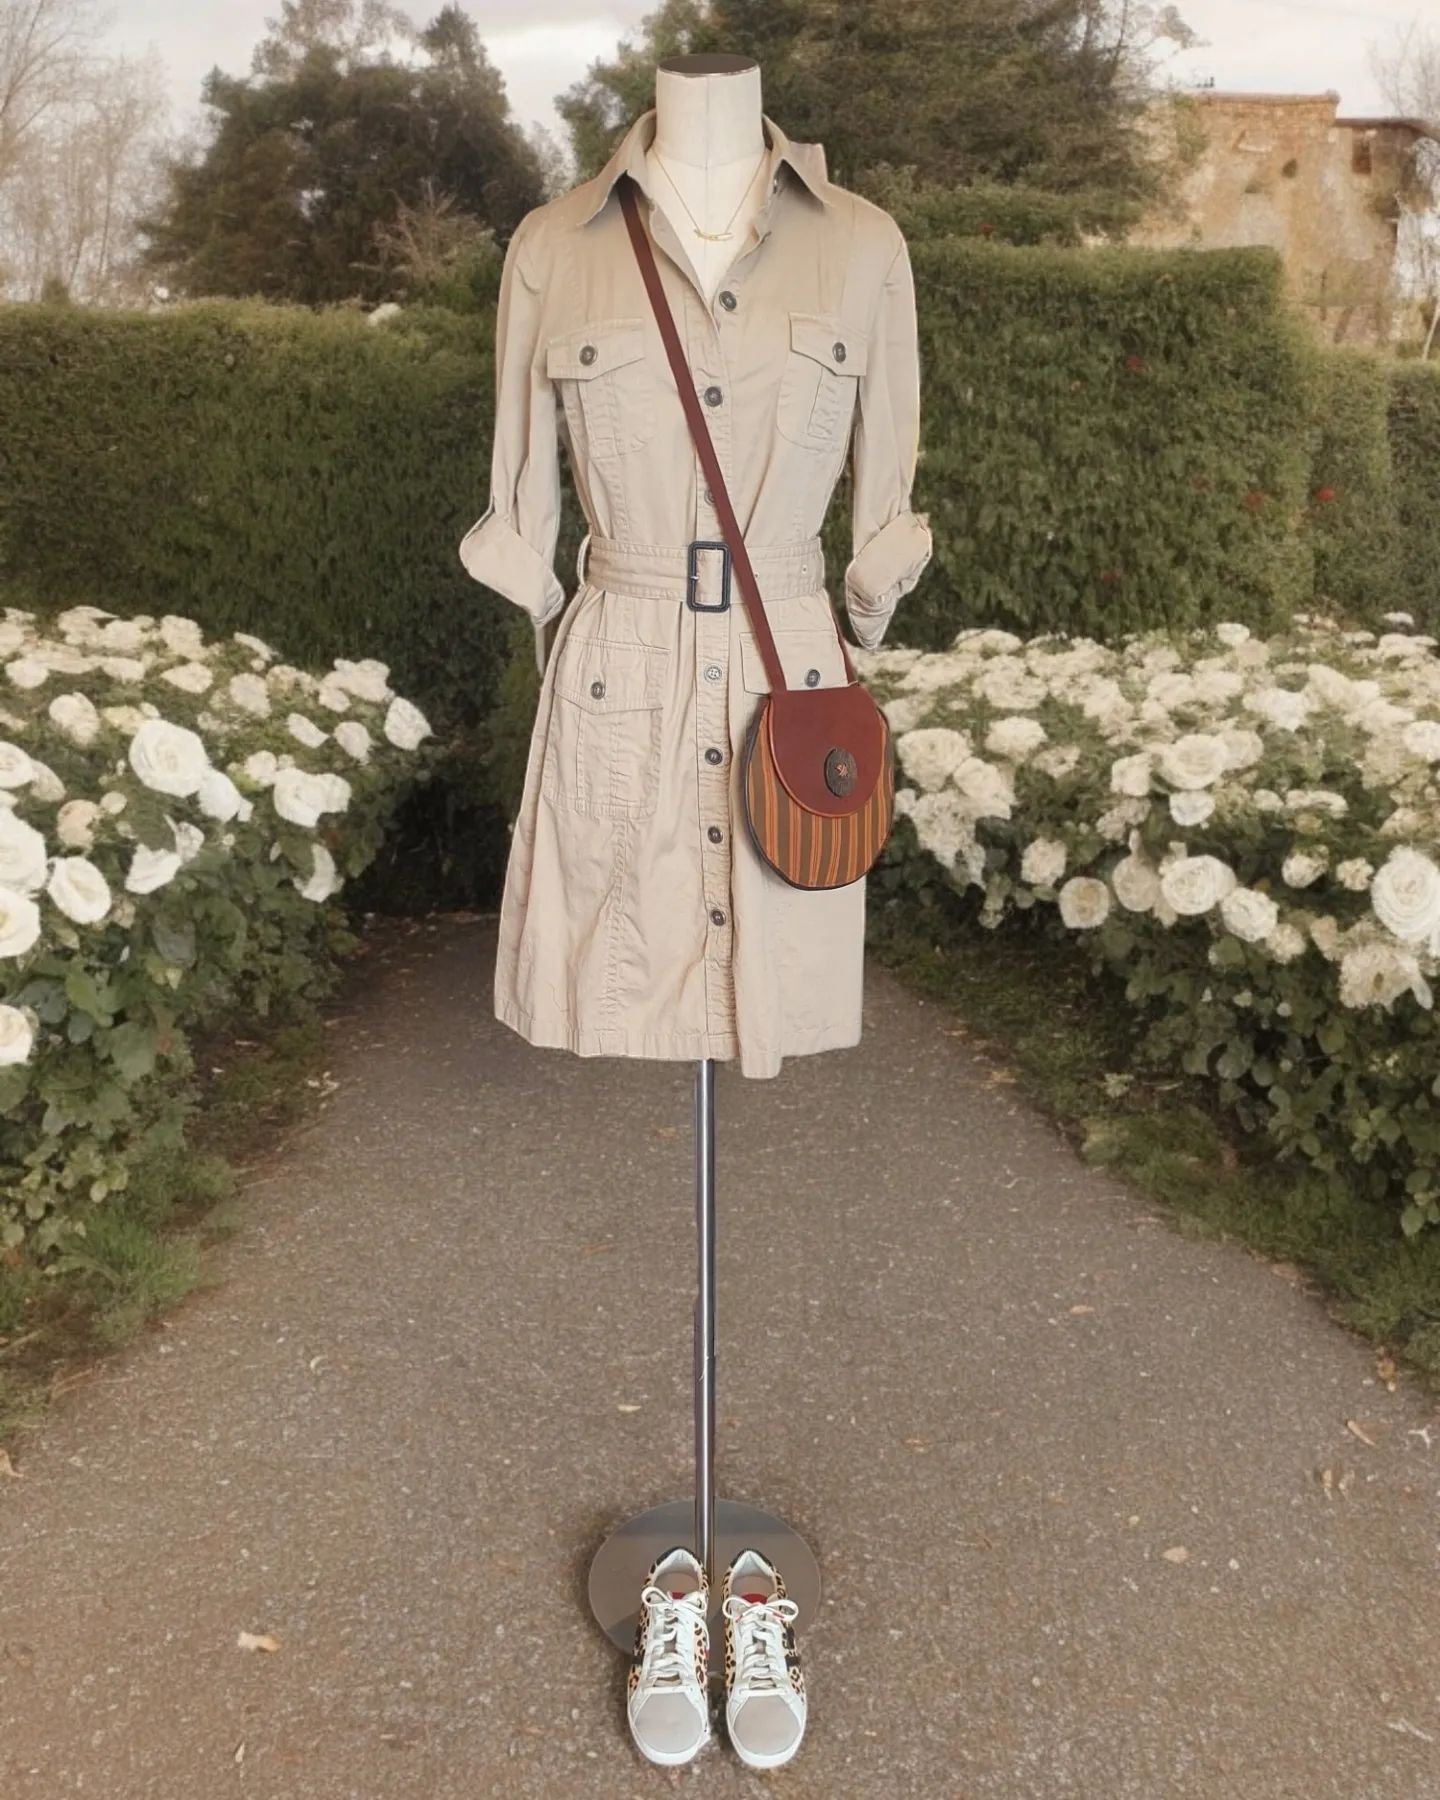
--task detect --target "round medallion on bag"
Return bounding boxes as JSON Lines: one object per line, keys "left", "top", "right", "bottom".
{"left": 824, "top": 746, "right": 858, "bottom": 796}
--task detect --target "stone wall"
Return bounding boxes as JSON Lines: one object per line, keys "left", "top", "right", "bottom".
{"left": 1133, "top": 92, "right": 1429, "bottom": 345}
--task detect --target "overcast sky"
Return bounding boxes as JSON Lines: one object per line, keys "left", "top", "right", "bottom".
{"left": 106, "top": 0, "right": 1433, "bottom": 164}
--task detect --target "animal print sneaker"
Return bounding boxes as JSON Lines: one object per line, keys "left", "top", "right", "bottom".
{"left": 626, "top": 1546, "right": 712, "bottom": 1766}
{"left": 721, "top": 1548, "right": 806, "bottom": 1769}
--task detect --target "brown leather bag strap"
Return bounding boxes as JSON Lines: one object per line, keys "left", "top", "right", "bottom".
{"left": 617, "top": 172, "right": 857, "bottom": 691}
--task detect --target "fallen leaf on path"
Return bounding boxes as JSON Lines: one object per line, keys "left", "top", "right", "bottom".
{"left": 1069, "top": 1305, "right": 1095, "bottom": 1316}
{"left": 903, "top": 1436, "right": 931, "bottom": 1452}
{"left": 234, "top": 1741, "right": 246, "bottom": 1763}
{"left": 1161, "top": 1546, "right": 1189, "bottom": 1564}
{"left": 1376, "top": 1353, "right": 1397, "bottom": 1389}
{"left": 237, "top": 1631, "right": 281, "bottom": 1653}
{"left": 1345, "top": 1419, "right": 1378, "bottom": 1448}
{"left": 0, "top": 1449, "right": 21, "bottom": 1479}
{"left": 616, "top": 1404, "right": 641, "bottom": 1414}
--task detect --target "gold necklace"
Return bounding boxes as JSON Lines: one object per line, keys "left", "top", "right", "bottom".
{"left": 649, "top": 148, "right": 768, "bottom": 241}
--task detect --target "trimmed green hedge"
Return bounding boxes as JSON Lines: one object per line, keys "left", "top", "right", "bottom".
{"left": 1389, "top": 362, "right": 1440, "bottom": 622}
{"left": 892, "top": 241, "right": 1316, "bottom": 648}
{"left": 1307, "top": 349, "right": 1402, "bottom": 617}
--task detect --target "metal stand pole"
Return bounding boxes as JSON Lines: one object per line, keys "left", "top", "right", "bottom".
{"left": 694, "top": 1055, "right": 717, "bottom": 1582}
{"left": 587, "top": 1059, "right": 821, "bottom": 1666}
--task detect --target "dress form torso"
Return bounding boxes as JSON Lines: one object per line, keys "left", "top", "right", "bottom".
{"left": 643, "top": 63, "right": 769, "bottom": 305}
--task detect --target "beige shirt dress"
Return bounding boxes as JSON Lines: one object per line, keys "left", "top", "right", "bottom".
{"left": 459, "top": 107, "right": 932, "bottom": 1079}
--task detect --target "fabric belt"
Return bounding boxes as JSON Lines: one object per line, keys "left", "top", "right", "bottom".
{"left": 579, "top": 532, "right": 825, "bottom": 602}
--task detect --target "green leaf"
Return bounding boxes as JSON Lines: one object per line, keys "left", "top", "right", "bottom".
{"left": 105, "top": 1021, "right": 157, "bottom": 1082}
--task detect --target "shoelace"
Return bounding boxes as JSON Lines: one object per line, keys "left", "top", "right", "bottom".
{"left": 722, "top": 1592, "right": 800, "bottom": 1693}
{"left": 638, "top": 1584, "right": 709, "bottom": 1689}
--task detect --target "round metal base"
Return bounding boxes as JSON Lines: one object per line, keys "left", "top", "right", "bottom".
{"left": 589, "top": 1497, "right": 821, "bottom": 1667}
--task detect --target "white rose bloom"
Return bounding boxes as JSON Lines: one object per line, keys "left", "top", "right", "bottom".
{"left": 0, "top": 885, "right": 41, "bottom": 956}
{"left": 26, "top": 760, "right": 63, "bottom": 803}
{"left": 6, "top": 657, "right": 49, "bottom": 689}
{"left": 0, "top": 812, "right": 48, "bottom": 892}
{"left": 243, "top": 750, "right": 279, "bottom": 786}
{"left": 1401, "top": 719, "right": 1440, "bottom": 762}
{"left": 1283, "top": 788, "right": 1347, "bottom": 817}
{"left": 102, "top": 704, "right": 147, "bottom": 733}
{"left": 1336, "top": 858, "right": 1374, "bottom": 892}
{"left": 909, "top": 791, "right": 979, "bottom": 875}
{"left": 1033, "top": 744, "right": 1081, "bottom": 779}
{"left": 893, "top": 786, "right": 918, "bottom": 818}
{"left": 897, "top": 727, "right": 972, "bottom": 792}
{"left": 1159, "top": 733, "right": 1231, "bottom": 790}
{"left": 48, "top": 692, "right": 101, "bottom": 747}
{"left": 98, "top": 790, "right": 127, "bottom": 815}
{"left": 272, "top": 766, "right": 332, "bottom": 827}
{"left": 227, "top": 672, "right": 271, "bottom": 716}
{"left": 1244, "top": 686, "right": 1313, "bottom": 732}
{"left": 1282, "top": 851, "right": 1326, "bottom": 889}
{"left": 47, "top": 856, "right": 112, "bottom": 924}
{"left": 1354, "top": 697, "right": 1415, "bottom": 735}
{"left": 296, "top": 841, "right": 343, "bottom": 902}
{"left": 287, "top": 711, "right": 329, "bottom": 749}
{"left": 128, "top": 718, "right": 210, "bottom": 797}
{"left": 0, "top": 622, "right": 31, "bottom": 656}
{"left": 1097, "top": 798, "right": 1150, "bottom": 841}
{"left": 196, "top": 767, "right": 244, "bottom": 821}
{"left": 124, "top": 843, "right": 181, "bottom": 894}
{"left": 1020, "top": 836, "right": 1067, "bottom": 887}
{"left": 953, "top": 756, "right": 1014, "bottom": 821}
{"left": 1169, "top": 791, "right": 1215, "bottom": 826}
{"left": 973, "top": 665, "right": 1047, "bottom": 711}
{"left": 1220, "top": 730, "right": 1264, "bottom": 773}
{"left": 1310, "top": 914, "right": 1343, "bottom": 959}
{"left": 1370, "top": 846, "right": 1440, "bottom": 946}
{"left": 57, "top": 798, "right": 99, "bottom": 848}
{"left": 1111, "top": 853, "right": 1161, "bottom": 913}
{"left": 0, "top": 742, "right": 34, "bottom": 791}
{"left": 1383, "top": 611, "right": 1415, "bottom": 626}
{"left": 169, "top": 819, "right": 205, "bottom": 864}
{"left": 1220, "top": 886, "right": 1279, "bottom": 943}
{"left": 383, "top": 695, "right": 433, "bottom": 750}
{"left": 1159, "top": 854, "right": 1237, "bottom": 916}
{"left": 100, "top": 656, "right": 148, "bottom": 683}
{"left": 985, "top": 715, "right": 1048, "bottom": 760}
{"left": 160, "top": 660, "right": 214, "bottom": 694}
{"left": 330, "top": 657, "right": 391, "bottom": 703}
{"left": 333, "top": 720, "right": 372, "bottom": 763}
{"left": 881, "top": 692, "right": 930, "bottom": 733}
{"left": 1194, "top": 668, "right": 1246, "bottom": 705}
{"left": 317, "top": 680, "right": 352, "bottom": 713}
{"left": 0, "top": 1002, "right": 34, "bottom": 1063}
{"left": 1110, "top": 753, "right": 1152, "bottom": 797}
{"left": 1338, "top": 942, "right": 1424, "bottom": 1010}
{"left": 96, "top": 618, "right": 149, "bottom": 653}
{"left": 1058, "top": 876, "right": 1111, "bottom": 929}
{"left": 267, "top": 663, "right": 316, "bottom": 696}
{"left": 1267, "top": 921, "right": 1306, "bottom": 963}
{"left": 233, "top": 630, "right": 278, "bottom": 661}
{"left": 316, "top": 772, "right": 351, "bottom": 814}
{"left": 1216, "top": 622, "right": 1251, "bottom": 646}
{"left": 159, "top": 614, "right": 206, "bottom": 654}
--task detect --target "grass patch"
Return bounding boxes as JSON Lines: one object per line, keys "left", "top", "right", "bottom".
{"left": 0, "top": 1005, "right": 332, "bottom": 1456}
{"left": 867, "top": 876, "right": 1440, "bottom": 1396}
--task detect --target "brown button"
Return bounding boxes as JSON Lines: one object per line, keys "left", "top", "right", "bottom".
{"left": 710, "top": 907, "right": 726, "bottom": 926}
{"left": 704, "top": 747, "right": 723, "bottom": 765}
{"left": 704, "top": 385, "right": 723, "bottom": 406}
{"left": 707, "top": 825, "right": 723, "bottom": 843}
{"left": 579, "top": 343, "right": 597, "bottom": 365}
{"left": 804, "top": 668, "right": 820, "bottom": 687}
{"left": 590, "top": 678, "right": 605, "bottom": 698}
{"left": 833, "top": 342, "right": 846, "bottom": 363}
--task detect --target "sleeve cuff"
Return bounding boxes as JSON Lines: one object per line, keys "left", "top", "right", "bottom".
{"left": 844, "top": 509, "right": 932, "bottom": 648}
{"left": 458, "top": 504, "right": 566, "bottom": 625}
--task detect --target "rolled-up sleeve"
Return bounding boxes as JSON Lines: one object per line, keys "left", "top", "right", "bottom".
{"left": 458, "top": 212, "right": 565, "bottom": 673}
{"left": 844, "top": 230, "right": 932, "bottom": 649}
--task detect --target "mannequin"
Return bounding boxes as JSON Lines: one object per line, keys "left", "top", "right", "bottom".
{"left": 644, "top": 57, "right": 770, "bottom": 304}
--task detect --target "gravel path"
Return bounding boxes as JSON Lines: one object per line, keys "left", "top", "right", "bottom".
{"left": 2, "top": 912, "right": 1437, "bottom": 1799}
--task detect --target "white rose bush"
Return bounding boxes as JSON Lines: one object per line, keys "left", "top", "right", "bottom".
{"left": 855, "top": 615, "right": 1440, "bottom": 1236}
{"left": 0, "top": 604, "right": 435, "bottom": 1253}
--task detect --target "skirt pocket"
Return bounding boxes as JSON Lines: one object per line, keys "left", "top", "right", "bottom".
{"left": 542, "top": 633, "right": 669, "bottom": 820}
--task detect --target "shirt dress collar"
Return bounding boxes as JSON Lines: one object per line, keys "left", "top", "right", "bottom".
{"left": 573, "top": 107, "right": 831, "bottom": 227}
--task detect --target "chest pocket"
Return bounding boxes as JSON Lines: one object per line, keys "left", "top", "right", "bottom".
{"left": 775, "top": 314, "right": 868, "bottom": 453}
{"left": 547, "top": 320, "right": 656, "bottom": 459}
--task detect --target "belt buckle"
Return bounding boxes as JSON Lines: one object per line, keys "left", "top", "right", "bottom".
{"left": 686, "top": 539, "right": 731, "bottom": 612}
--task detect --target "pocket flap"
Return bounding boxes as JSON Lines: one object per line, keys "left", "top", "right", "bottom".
{"left": 546, "top": 320, "right": 647, "bottom": 381}
{"left": 551, "top": 634, "right": 667, "bottom": 711}
{"left": 787, "top": 313, "right": 868, "bottom": 376}
{"left": 739, "top": 627, "right": 852, "bottom": 695}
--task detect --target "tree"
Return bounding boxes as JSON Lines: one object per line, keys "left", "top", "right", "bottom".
{"left": 0, "top": 2, "right": 173, "bottom": 302}
{"left": 557, "top": 0, "right": 1194, "bottom": 223}
{"left": 137, "top": 2, "right": 547, "bottom": 306}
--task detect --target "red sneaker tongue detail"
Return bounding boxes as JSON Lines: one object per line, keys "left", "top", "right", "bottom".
{"left": 669, "top": 1590, "right": 688, "bottom": 1600}
{"left": 741, "top": 1592, "right": 769, "bottom": 1604}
